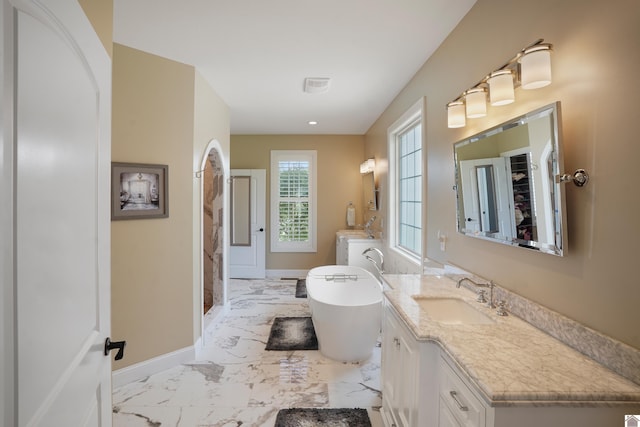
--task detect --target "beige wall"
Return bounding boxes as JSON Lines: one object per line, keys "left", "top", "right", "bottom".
{"left": 192, "top": 72, "right": 230, "bottom": 341}
{"left": 78, "top": 0, "right": 113, "bottom": 57}
{"left": 112, "top": 44, "right": 230, "bottom": 368}
{"left": 231, "top": 135, "right": 366, "bottom": 270}
{"left": 365, "top": 0, "right": 640, "bottom": 349}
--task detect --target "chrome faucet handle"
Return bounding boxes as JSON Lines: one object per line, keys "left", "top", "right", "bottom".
{"left": 496, "top": 300, "right": 508, "bottom": 316}
{"left": 476, "top": 289, "right": 487, "bottom": 304}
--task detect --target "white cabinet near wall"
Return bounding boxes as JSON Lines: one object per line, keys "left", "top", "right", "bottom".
{"left": 335, "top": 230, "right": 383, "bottom": 276}
{"left": 381, "top": 295, "right": 639, "bottom": 427}
{"left": 381, "top": 301, "right": 439, "bottom": 427}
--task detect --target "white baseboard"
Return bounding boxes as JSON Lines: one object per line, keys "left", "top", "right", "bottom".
{"left": 266, "top": 269, "right": 309, "bottom": 279}
{"left": 112, "top": 345, "right": 195, "bottom": 389}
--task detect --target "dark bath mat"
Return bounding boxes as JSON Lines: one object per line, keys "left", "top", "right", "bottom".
{"left": 265, "top": 317, "right": 318, "bottom": 351}
{"left": 274, "top": 408, "right": 372, "bottom": 427}
{"left": 295, "top": 279, "right": 307, "bottom": 298}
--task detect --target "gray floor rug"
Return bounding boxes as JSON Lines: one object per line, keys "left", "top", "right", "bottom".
{"left": 295, "top": 279, "right": 307, "bottom": 298}
{"left": 265, "top": 317, "right": 318, "bottom": 351}
{"left": 274, "top": 408, "right": 371, "bottom": 426}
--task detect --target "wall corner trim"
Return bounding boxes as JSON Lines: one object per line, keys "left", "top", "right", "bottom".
{"left": 112, "top": 345, "right": 196, "bottom": 389}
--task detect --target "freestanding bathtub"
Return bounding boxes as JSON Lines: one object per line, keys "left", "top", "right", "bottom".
{"left": 306, "top": 265, "right": 383, "bottom": 362}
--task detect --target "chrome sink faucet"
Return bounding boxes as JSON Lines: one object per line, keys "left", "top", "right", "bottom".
{"left": 456, "top": 277, "right": 496, "bottom": 309}
{"left": 364, "top": 215, "right": 377, "bottom": 238}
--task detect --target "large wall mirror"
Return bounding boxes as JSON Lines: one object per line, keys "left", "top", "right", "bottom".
{"left": 230, "top": 175, "right": 251, "bottom": 246}
{"left": 453, "top": 102, "right": 567, "bottom": 256}
{"left": 363, "top": 172, "right": 377, "bottom": 211}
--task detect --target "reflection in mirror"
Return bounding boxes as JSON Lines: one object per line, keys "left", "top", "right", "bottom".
{"left": 230, "top": 176, "right": 251, "bottom": 246}
{"left": 454, "top": 102, "right": 566, "bottom": 256}
{"left": 363, "top": 172, "right": 377, "bottom": 211}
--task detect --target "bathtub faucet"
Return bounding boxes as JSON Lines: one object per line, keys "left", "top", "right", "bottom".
{"left": 364, "top": 216, "right": 377, "bottom": 238}
{"left": 362, "top": 247, "right": 384, "bottom": 275}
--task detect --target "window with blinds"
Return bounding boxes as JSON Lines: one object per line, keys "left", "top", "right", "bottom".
{"left": 270, "top": 151, "right": 317, "bottom": 252}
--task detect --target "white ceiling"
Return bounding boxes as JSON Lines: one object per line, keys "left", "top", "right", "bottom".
{"left": 113, "top": 0, "right": 476, "bottom": 135}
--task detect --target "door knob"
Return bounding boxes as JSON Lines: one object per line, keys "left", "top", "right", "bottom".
{"left": 259, "top": 228, "right": 264, "bottom": 232}
{"left": 104, "top": 337, "right": 126, "bottom": 361}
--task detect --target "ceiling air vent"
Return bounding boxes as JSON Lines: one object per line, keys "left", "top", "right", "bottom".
{"left": 304, "top": 77, "right": 331, "bottom": 94}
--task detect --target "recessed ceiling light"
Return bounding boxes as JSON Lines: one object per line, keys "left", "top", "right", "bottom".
{"left": 308, "top": 121, "right": 318, "bottom": 125}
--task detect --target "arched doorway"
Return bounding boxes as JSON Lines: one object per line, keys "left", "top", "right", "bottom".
{"left": 202, "top": 146, "right": 225, "bottom": 316}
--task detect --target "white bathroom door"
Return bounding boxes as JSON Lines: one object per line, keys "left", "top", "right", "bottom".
{"left": 3, "top": 0, "right": 113, "bottom": 425}
{"left": 229, "top": 169, "right": 266, "bottom": 278}
{"left": 459, "top": 158, "right": 511, "bottom": 238}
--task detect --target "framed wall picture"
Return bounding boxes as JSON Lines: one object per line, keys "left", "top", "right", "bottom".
{"left": 111, "top": 162, "right": 169, "bottom": 220}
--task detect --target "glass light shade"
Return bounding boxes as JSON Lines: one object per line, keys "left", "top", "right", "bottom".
{"left": 488, "top": 70, "right": 515, "bottom": 106}
{"left": 465, "top": 88, "right": 487, "bottom": 118}
{"left": 360, "top": 158, "right": 375, "bottom": 174}
{"left": 447, "top": 101, "right": 465, "bottom": 128}
{"left": 519, "top": 45, "right": 552, "bottom": 89}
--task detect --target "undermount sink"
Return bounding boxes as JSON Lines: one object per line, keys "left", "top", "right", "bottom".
{"left": 411, "top": 296, "right": 494, "bottom": 325}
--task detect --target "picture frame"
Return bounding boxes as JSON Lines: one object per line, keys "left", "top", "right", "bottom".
{"left": 111, "top": 162, "right": 169, "bottom": 220}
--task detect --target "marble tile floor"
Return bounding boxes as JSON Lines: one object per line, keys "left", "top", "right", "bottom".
{"left": 112, "top": 278, "right": 384, "bottom": 427}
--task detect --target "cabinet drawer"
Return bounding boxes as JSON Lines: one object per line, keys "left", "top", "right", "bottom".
{"left": 439, "top": 357, "right": 486, "bottom": 427}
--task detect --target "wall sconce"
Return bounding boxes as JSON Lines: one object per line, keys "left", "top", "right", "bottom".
{"left": 360, "top": 158, "right": 375, "bottom": 174}
{"left": 447, "top": 39, "right": 553, "bottom": 128}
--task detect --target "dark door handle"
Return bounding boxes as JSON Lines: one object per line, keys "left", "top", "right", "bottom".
{"left": 259, "top": 228, "right": 264, "bottom": 232}
{"left": 104, "top": 337, "right": 126, "bottom": 361}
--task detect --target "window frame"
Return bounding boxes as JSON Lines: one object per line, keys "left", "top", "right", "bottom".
{"left": 270, "top": 150, "right": 317, "bottom": 253}
{"left": 388, "top": 98, "right": 425, "bottom": 264}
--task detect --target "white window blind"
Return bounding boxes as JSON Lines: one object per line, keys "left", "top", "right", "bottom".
{"left": 270, "top": 150, "right": 317, "bottom": 252}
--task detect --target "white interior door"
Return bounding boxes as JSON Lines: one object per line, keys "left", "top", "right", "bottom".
{"left": 459, "top": 158, "right": 512, "bottom": 239}
{"left": 229, "top": 169, "right": 266, "bottom": 278}
{"left": 2, "top": 0, "right": 113, "bottom": 425}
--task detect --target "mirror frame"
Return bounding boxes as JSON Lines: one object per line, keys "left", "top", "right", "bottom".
{"left": 453, "top": 102, "right": 567, "bottom": 256}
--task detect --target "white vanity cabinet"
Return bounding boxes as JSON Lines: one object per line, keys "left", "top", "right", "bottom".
{"left": 335, "top": 231, "right": 383, "bottom": 275}
{"left": 381, "top": 302, "right": 439, "bottom": 427}
{"left": 381, "top": 298, "right": 638, "bottom": 427}
{"left": 438, "top": 354, "right": 487, "bottom": 427}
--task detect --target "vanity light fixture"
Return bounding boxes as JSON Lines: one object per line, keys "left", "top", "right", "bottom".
{"left": 446, "top": 39, "right": 553, "bottom": 128}
{"left": 465, "top": 88, "right": 487, "bottom": 118}
{"left": 487, "top": 69, "right": 515, "bottom": 106}
{"left": 360, "top": 158, "right": 375, "bottom": 174}
{"left": 308, "top": 120, "right": 318, "bottom": 125}
{"left": 519, "top": 44, "right": 552, "bottom": 89}
{"left": 447, "top": 101, "right": 466, "bottom": 128}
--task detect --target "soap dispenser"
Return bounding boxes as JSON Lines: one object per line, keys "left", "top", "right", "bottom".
{"left": 346, "top": 202, "right": 356, "bottom": 227}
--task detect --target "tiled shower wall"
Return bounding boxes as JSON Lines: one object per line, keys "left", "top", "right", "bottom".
{"left": 203, "top": 150, "right": 224, "bottom": 313}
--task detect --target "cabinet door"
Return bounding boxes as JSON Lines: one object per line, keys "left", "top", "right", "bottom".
{"left": 397, "top": 331, "right": 418, "bottom": 427}
{"left": 381, "top": 304, "right": 401, "bottom": 424}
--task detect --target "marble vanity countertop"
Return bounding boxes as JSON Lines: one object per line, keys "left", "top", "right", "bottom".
{"left": 336, "top": 229, "right": 379, "bottom": 241}
{"left": 381, "top": 274, "right": 640, "bottom": 407}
